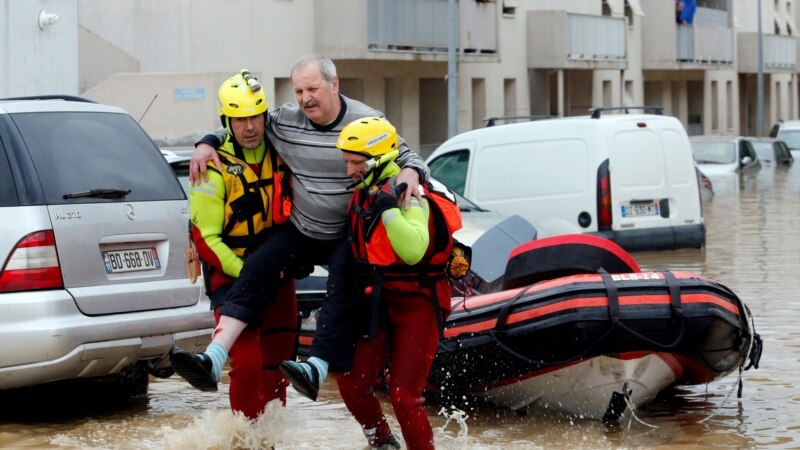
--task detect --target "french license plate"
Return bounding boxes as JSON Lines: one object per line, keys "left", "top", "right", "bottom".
{"left": 102, "top": 248, "right": 161, "bottom": 273}
{"left": 621, "top": 202, "right": 659, "bottom": 218}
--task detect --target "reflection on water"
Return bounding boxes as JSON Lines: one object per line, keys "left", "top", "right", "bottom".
{"left": 1, "top": 165, "right": 799, "bottom": 449}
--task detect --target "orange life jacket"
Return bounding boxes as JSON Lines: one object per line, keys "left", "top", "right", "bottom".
{"left": 348, "top": 179, "right": 463, "bottom": 336}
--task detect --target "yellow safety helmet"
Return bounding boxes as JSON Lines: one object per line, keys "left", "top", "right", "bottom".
{"left": 216, "top": 70, "right": 267, "bottom": 118}
{"left": 336, "top": 116, "right": 398, "bottom": 158}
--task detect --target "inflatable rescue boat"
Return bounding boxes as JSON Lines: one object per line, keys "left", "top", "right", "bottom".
{"left": 299, "top": 233, "right": 762, "bottom": 422}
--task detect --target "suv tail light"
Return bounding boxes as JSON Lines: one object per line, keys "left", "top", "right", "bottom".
{"left": 0, "top": 231, "right": 64, "bottom": 293}
{"left": 597, "top": 161, "right": 612, "bottom": 231}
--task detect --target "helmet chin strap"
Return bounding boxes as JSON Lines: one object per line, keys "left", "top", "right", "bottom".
{"left": 346, "top": 150, "right": 400, "bottom": 190}
{"left": 348, "top": 168, "right": 376, "bottom": 190}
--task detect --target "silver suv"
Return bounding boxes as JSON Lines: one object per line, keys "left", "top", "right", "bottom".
{"left": 0, "top": 96, "right": 214, "bottom": 395}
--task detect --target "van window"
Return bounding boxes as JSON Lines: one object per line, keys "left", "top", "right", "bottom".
{"left": 428, "top": 150, "right": 469, "bottom": 195}
{"left": 11, "top": 111, "right": 186, "bottom": 204}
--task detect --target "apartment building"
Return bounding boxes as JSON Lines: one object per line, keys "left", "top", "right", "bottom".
{"left": 2, "top": 0, "right": 798, "bottom": 153}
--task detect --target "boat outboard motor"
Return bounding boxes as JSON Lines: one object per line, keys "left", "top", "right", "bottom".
{"left": 467, "top": 214, "right": 537, "bottom": 294}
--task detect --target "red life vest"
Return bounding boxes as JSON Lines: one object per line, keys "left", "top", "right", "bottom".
{"left": 348, "top": 178, "right": 462, "bottom": 318}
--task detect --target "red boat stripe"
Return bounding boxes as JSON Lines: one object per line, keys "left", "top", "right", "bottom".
{"left": 445, "top": 293, "right": 738, "bottom": 337}
{"left": 455, "top": 272, "right": 711, "bottom": 311}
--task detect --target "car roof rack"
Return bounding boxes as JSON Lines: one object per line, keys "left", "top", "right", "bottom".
{"left": 0, "top": 94, "right": 97, "bottom": 103}
{"left": 589, "top": 106, "right": 664, "bottom": 119}
{"left": 484, "top": 115, "right": 558, "bottom": 127}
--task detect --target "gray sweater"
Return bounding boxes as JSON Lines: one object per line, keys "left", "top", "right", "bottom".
{"left": 208, "top": 95, "right": 429, "bottom": 240}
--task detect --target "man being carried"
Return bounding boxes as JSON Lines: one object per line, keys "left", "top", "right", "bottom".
{"left": 171, "top": 56, "right": 429, "bottom": 398}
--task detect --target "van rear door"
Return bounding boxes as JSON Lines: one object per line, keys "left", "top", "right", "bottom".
{"left": 606, "top": 116, "right": 703, "bottom": 249}
{"left": 656, "top": 119, "right": 704, "bottom": 238}
{"left": 606, "top": 119, "right": 672, "bottom": 235}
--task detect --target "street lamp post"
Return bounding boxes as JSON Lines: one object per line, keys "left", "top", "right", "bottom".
{"left": 756, "top": 0, "right": 764, "bottom": 136}
{"left": 448, "top": 0, "right": 457, "bottom": 138}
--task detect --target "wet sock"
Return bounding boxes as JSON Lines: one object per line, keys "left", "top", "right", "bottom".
{"left": 201, "top": 342, "right": 228, "bottom": 382}
{"left": 306, "top": 357, "right": 329, "bottom": 384}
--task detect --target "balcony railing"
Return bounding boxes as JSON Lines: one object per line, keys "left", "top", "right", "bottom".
{"left": 567, "top": 14, "right": 625, "bottom": 61}
{"left": 641, "top": 0, "right": 733, "bottom": 69}
{"left": 367, "top": 0, "right": 496, "bottom": 54}
{"left": 764, "top": 35, "right": 796, "bottom": 69}
{"left": 368, "top": 0, "right": 448, "bottom": 51}
{"left": 738, "top": 33, "right": 797, "bottom": 72}
{"left": 676, "top": 25, "right": 733, "bottom": 64}
{"left": 528, "top": 11, "right": 626, "bottom": 69}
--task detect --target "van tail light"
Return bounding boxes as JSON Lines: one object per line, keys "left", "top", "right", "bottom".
{"left": 0, "top": 231, "right": 64, "bottom": 293}
{"left": 597, "top": 161, "right": 612, "bottom": 231}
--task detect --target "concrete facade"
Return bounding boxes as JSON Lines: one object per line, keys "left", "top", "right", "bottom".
{"left": 3, "top": 0, "right": 800, "bottom": 152}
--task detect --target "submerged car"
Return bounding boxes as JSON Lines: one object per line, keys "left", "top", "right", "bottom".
{"left": 0, "top": 96, "right": 215, "bottom": 396}
{"left": 689, "top": 135, "right": 761, "bottom": 176}
{"left": 748, "top": 138, "right": 794, "bottom": 166}
{"left": 770, "top": 120, "right": 800, "bottom": 158}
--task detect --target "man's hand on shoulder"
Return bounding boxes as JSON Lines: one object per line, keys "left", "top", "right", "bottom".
{"left": 396, "top": 168, "right": 422, "bottom": 210}
{"left": 189, "top": 143, "right": 223, "bottom": 186}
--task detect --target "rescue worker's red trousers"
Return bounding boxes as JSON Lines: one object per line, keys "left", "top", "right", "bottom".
{"left": 214, "top": 280, "right": 297, "bottom": 420}
{"left": 337, "top": 289, "right": 440, "bottom": 450}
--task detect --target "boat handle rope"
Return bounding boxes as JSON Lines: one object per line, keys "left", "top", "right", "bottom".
{"left": 597, "top": 272, "right": 688, "bottom": 351}
{"left": 487, "top": 282, "right": 616, "bottom": 367}
{"left": 486, "top": 271, "right": 693, "bottom": 368}
{"left": 485, "top": 271, "right": 758, "bottom": 373}
{"left": 673, "top": 277, "right": 759, "bottom": 376}
{"left": 599, "top": 271, "right": 747, "bottom": 375}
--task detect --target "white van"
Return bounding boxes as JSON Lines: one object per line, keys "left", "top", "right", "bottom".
{"left": 426, "top": 108, "right": 705, "bottom": 251}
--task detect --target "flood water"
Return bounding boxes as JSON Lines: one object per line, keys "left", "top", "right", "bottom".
{"left": 1, "top": 163, "right": 799, "bottom": 449}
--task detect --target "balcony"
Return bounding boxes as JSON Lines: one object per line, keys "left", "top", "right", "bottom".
{"left": 527, "top": 11, "right": 626, "bottom": 70}
{"left": 738, "top": 33, "right": 797, "bottom": 73}
{"left": 314, "top": 0, "right": 497, "bottom": 62}
{"left": 676, "top": 25, "right": 733, "bottom": 65}
{"left": 641, "top": 0, "right": 733, "bottom": 69}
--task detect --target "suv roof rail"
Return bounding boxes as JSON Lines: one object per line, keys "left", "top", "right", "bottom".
{"left": 484, "top": 115, "right": 558, "bottom": 127}
{"left": 0, "top": 95, "right": 97, "bottom": 103}
{"left": 589, "top": 106, "right": 664, "bottom": 119}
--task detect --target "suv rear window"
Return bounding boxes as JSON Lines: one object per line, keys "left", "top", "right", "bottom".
{"left": 11, "top": 111, "right": 185, "bottom": 204}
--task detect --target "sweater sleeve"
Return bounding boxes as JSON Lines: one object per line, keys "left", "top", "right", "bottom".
{"left": 190, "top": 170, "right": 244, "bottom": 277}
{"left": 196, "top": 127, "right": 227, "bottom": 149}
{"left": 381, "top": 196, "right": 430, "bottom": 265}
{"left": 395, "top": 135, "right": 430, "bottom": 183}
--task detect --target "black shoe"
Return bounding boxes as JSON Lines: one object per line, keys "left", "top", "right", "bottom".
{"left": 169, "top": 347, "right": 218, "bottom": 392}
{"left": 374, "top": 434, "right": 401, "bottom": 450}
{"left": 279, "top": 360, "right": 320, "bottom": 401}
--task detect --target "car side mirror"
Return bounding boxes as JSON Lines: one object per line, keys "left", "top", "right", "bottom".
{"left": 741, "top": 156, "right": 753, "bottom": 166}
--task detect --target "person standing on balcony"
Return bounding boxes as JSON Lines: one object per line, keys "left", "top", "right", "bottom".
{"left": 171, "top": 55, "right": 430, "bottom": 398}
{"left": 170, "top": 72, "right": 297, "bottom": 419}
{"left": 676, "top": 0, "right": 696, "bottom": 25}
